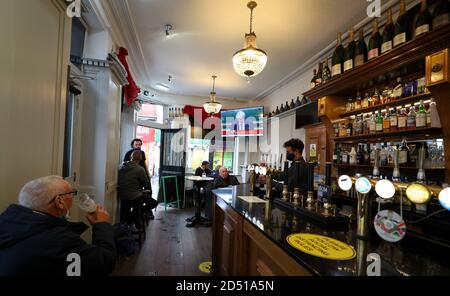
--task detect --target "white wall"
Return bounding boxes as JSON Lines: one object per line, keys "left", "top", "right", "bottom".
{"left": 0, "top": 0, "right": 71, "bottom": 212}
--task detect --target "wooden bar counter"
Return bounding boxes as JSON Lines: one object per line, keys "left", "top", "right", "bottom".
{"left": 212, "top": 184, "right": 450, "bottom": 276}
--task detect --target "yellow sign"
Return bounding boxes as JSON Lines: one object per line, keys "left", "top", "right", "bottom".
{"left": 198, "top": 261, "right": 212, "bottom": 274}
{"left": 406, "top": 183, "right": 431, "bottom": 204}
{"left": 287, "top": 233, "right": 356, "bottom": 261}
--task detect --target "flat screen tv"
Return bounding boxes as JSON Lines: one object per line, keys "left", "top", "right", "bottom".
{"left": 221, "top": 107, "right": 264, "bottom": 137}
{"left": 296, "top": 101, "right": 320, "bottom": 129}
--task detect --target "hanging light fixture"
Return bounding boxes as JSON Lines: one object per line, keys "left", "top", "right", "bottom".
{"left": 232, "top": 1, "right": 267, "bottom": 78}
{"left": 203, "top": 75, "right": 222, "bottom": 115}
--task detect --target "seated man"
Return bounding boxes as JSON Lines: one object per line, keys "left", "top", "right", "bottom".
{"left": 0, "top": 176, "right": 116, "bottom": 276}
{"left": 212, "top": 167, "right": 240, "bottom": 189}
{"left": 195, "top": 161, "right": 212, "bottom": 177}
{"left": 118, "top": 150, "right": 158, "bottom": 223}
{"left": 186, "top": 161, "right": 214, "bottom": 227}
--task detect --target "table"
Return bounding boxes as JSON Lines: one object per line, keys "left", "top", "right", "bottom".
{"left": 185, "top": 176, "right": 214, "bottom": 227}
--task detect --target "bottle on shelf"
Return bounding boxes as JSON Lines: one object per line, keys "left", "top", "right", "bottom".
{"left": 382, "top": 9, "right": 395, "bottom": 54}
{"left": 368, "top": 19, "right": 382, "bottom": 60}
{"left": 364, "top": 113, "right": 371, "bottom": 134}
{"left": 376, "top": 110, "right": 384, "bottom": 132}
{"left": 357, "top": 144, "right": 365, "bottom": 165}
{"left": 416, "top": 100, "right": 427, "bottom": 128}
{"left": 393, "top": 77, "right": 404, "bottom": 99}
{"left": 394, "top": 0, "right": 409, "bottom": 48}
{"left": 322, "top": 58, "right": 332, "bottom": 82}
{"left": 415, "top": 0, "right": 432, "bottom": 38}
{"left": 275, "top": 106, "right": 280, "bottom": 115}
{"left": 372, "top": 89, "right": 380, "bottom": 106}
{"left": 387, "top": 143, "right": 395, "bottom": 165}
{"left": 316, "top": 63, "right": 323, "bottom": 86}
{"left": 346, "top": 98, "right": 353, "bottom": 112}
{"left": 383, "top": 110, "right": 391, "bottom": 131}
{"left": 333, "top": 144, "right": 341, "bottom": 164}
{"left": 370, "top": 112, "right": 377, "bottom": 134}
{"left": 399, "top": 138, "right": 410, "bottom": 166}
{"left": 428, "top": 97, "right": 442, "bottom": 128}
{"left": 344, "top": 28, "right": 356, "bottom": 72}
{"left": 417, "top": 77, "right": 427, "bottom": 94}
{"left": 331, "top": 32, "right": 345, "bottom": 77}
{"left": 364, "top": 144, "right": 371, "bottom": 165}
{"left": 290, "top": 99, "right": 295, "bottom": 109}
{"left": 347, "top": 119, "right": 353, "bottom": 136}
{"left": 342, "top": 148, "right": 349, "bottom": 164}
{"left": 390, "top": 108, "right": 398, "bottom": 130}
{"left": 362, "top": 92, "right": 370, "bottom": 108}
{"left": 355, "top": 28, "right": 368, "bottom": 67}
{"left": 432, "top": 0, "right": 450, "bottom": 29}
{"left": 310, "top": 69, "right": 317, "bottom": 89}
{"left": 354, "top": 93, "right": 362, "bottom": 110}
{"left": 280, "top": 103, "right": 285, "bottom": 113}
{"left": 370, "top": 144, "right": 376, "bottom": 165}
{"left": 380, "top": 143, "right": 388, "bottom": 166}
{"left": 407, "top": 106, "right": 416, "bottom": 128}
{"left": 398, "top": 106, "right": 408, "bottom": 129}
{"left": 349, "top": 146, "right": 357, "bottom": 165}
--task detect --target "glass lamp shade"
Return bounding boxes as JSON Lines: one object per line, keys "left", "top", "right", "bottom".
{"left": 203, "top": 92, "right": 222, "bottom": 114}
{"left": 233, "top": 33, "right": 267, "bottom": 78}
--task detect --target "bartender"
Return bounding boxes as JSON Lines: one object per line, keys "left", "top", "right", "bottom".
{"left": 261, "top": 139, "right": 309, "bottom": 195}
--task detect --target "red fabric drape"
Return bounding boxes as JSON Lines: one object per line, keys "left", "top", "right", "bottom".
{"left": 117, "top": 47, "right": 140, "bottom": 107}
{"left": 183, "top": 105, "right": 223, "bottom": 125}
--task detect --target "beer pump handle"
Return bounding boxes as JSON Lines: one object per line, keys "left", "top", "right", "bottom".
{"left": 283, "top": 160, "right": 289, "bottom": 185}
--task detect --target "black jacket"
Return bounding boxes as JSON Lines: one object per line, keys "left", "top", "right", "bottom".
{"left": 0, "top": 204, "right": 116, "bottom": 276}
{"left": 194, "top": 167, "right": 212, "bottom": 177}
{"left": 272, "top": 157, "right": 309, "bottom": 193}
{"left": 212, "top": 176, "right": 240, "bottom": 189}
{"left": 118, "top": 161, "right": 152, "bottom": 201}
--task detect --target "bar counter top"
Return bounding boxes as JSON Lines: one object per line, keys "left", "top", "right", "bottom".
{"left": 212, "top": 184, "right": 450, "bottom": 276}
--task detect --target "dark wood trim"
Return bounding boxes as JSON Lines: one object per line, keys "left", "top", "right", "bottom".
{"left": 333, "top": 127, "right": 442, "bottom": 143}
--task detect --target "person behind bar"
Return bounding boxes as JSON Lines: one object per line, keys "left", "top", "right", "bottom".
{"left": 0, "top": 176, "right": 116, "bottom": 276}
{"left": 263, "top": 139, "right": 309, "bottom": 195}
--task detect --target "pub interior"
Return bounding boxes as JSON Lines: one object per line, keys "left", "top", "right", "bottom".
{"left": 1, "top": 0, "right": 450, "bottom": 277}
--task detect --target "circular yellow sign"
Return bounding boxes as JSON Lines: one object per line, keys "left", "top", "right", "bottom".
{"left": 406, "top": 183, "right": 431, "bottom": 204}
{"left": 198, "top": 261, "right": 212, "bottom": 274}
{"left": 287, "top": 233, "right": 356, "bottom": 261}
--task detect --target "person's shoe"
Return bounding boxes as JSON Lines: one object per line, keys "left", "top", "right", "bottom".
{"left": 148, "top": 211, "right": 155, "bottom": 220}
{"left": 185, "top": 221, "right": 196, "bottom": 228}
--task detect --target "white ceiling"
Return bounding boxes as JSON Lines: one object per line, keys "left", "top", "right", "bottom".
{"left": 127, "top": 0, "right": 370, "bottom": 100}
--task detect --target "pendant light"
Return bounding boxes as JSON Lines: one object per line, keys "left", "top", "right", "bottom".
{"left": 203, "top": 75, "right": 222, "bottom": 115}
{"left": 232, "top": 1, "right": 267, "bottom": 78}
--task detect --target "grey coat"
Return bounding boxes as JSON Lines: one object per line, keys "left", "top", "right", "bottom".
{"left": 118, "top": 162, "right": 151, "bottom": 201}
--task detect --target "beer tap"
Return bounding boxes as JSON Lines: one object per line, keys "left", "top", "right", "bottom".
{"left": 373, "top": 144, "right": 380, "bottom": 180}
{"left": 306, "top": 162, "right": 316, "bottom": 209}
{"left": 282, "top": 160, "right": 290, "bottom": 202}
{"left": 417, "top": 145, "right": 426, "bottom": 184}
{"left": 392, "top": 149, "right": 400, "bottom": 182}
{"left": 292, "top": 161, "right": 301, "bottom": 208}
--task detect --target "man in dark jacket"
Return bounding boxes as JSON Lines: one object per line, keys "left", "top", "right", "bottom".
{"left": 123, "top": 138, "right": 150, "bottom": 180}
{"left": 194, "top": 161, "right": 212, "bottom": 177}
{"left": 0, "top": 176, "right": 116, "bottom": 276}
{"left": 212, "top": 167, "right": 240, "bottom": 189}
{"left": 118, "top": 150, "right": 158, "bottom": 221}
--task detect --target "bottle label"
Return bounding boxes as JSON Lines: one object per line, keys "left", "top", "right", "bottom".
{"left": 426, "top": 113, "right": 431, "bottom": 125}
{"left": 407, "top": 117, "right": 416, "bottom": 128}
{"left": 399, "top": 151, "right": 407, "bottom": 164}
{"left": 390, "top": 116, "right": 398, "bottom": 127}
{"left": 393, "top": 85, "right": 403, "bottom": 98}
{"left": 331, "top": 64, "right": 342, "bottom": 76}
{"left": 376, "top": 123, "right": 383, "bottom": 132}
{"left": 381, "top": 41, "right": 392, "bottom": 54}
{"left": 433, "top": 14, "right": 450, "bottom": 28}
{"left": 370, "top": 122, "right": 376, "bottom": 132}
{"left": 415, "top": 24, "right": 430, "bottom": 37}
{"left": 344, "top": 59, "right": 353, "bottom": 72}
{"left": 393, "top": 33, "right": 406, "bottom": 47}
{"left": 355, "top": 55, "right": 365, "bottom": 67}
{"left": 416, "top": 114, "right": 426, "bottom": 128}
{"left": 333, "top": 155, "right": 338, "bottom": 161}
{"left": 342, "top": 155, "right": 348, "bottom": 163}
{"left": 398, "top": 116, "right": 407, "bottom": 128}
{"left": 368, "top": 48, "right": 379, "bottom": 60}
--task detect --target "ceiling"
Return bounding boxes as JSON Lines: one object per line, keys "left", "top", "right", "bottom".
{"left": 127, "top": 0, "right": 371, "bottom": 100}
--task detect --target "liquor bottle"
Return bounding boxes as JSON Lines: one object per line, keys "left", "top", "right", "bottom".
{"left": 347, "top": 120, "right": 353, "bottom": 136}
{"left": 433, "top": 0, "right": 450, "bottom": 28}
{"left": 354, "top": 93, "right": 362, "bottom": 110}
{"left": 344, "top": 28, "right": 356, "bottom": 72}
{"left": 295, "top": 96, "right": 302, "bottom": 107}
{"left": 370, "top": 112, "right": 377, "bottom": 133}
{"left": 275, "top": 106, "right": 280, "bottom": 115}
{"left": 310, "top": 69, "right": 317, "bottom": 88}
{"left": 370, "top": 144, "right": 376, "bottom": 165}
{"left": 382, "top": 9, "right": 395, "bottom": 54}
{"left": 342, "top": 148, "right": 349, "bottom": 165}
{"left": 415, "top": 0, "right": 432, "bottom": 37}
{"left": 333, "top": 144, "right": 340, "bottom": 164}
{"left": 380, "top": 143, "right": 388, "bottom": 166}
{"left": 280, "top": 104, "right": 285, "bottom": 113}
{"left": 383, "top": 110, "right": 391, "bottom": 131}
{"left": 399, "top": 138, "right": 410, "bottom": 166}
{"left": 416, "top": 100, "right": 427, "bottom": 128}
{"left": 428, "top": 97, "right": 442, "bottom": 128}
{"left": 407, "top": 106, "right": 416, "bottom": 128}
{"left": 355, "top": 28, "right": 368, "bottom": 67}
{"left": 390, "top": 108, "right": 398, "bottom": 130}
{"left": 349, "top": 146, "right": 357, "bottom": 165}
{"left": 368, "top": 20, "right": 382, "bottom": 60}
{"left": 357, "top": 144, "right": 365, "bottom": 165}
{"left": 364, "top": 113, "right": 371, "bottom": 134}
{"left": 394, "top": 0, "right": 409, "bottom": 48}
{"left": 331, "top": 32, "right": 345, "bottom": 77}
{"left": 387, "top": 143, "right": 395, "bottom": 165}
{"left": 393, "top": 77, "right": 404, "bottom": 99}
{"left": 346, "top": 98, "right": 353, "bottom": 112}
{"left": 376, "top": 110, "right": 383, "bottom": 132}
{"left": 398, "top": 107, "right": 407, "bottom": 129}
{"left": 322, "top": 59, "right": 332, "bottom": 82}
{"left": 364, "top": 144, "right": 371, "bottom": 165}
{"left": 290, "top": 99, "right": 295, "bottom": 109}
{"left": 285, "top": 101, "right": 291, "bottom": 111}
{"left": 362, "top": 92, "right": 370, "bottom": 108}
{"left": 316, "top": 63, "right": 323, "bottom": 85}
{"left": 372, "top": 89, "right": 380, "bottom": 106}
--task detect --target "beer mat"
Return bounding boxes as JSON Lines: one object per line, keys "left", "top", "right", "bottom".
{"left": 237, "top": 196, "right": 267, "bottom": 203}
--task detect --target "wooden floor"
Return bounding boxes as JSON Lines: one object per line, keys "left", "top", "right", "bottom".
{"left": 112, "top": 205, "right": 212, "bottom": 276}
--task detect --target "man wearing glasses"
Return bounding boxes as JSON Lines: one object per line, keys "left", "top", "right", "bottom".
{"left": 0, "top": 176, "right": 116, "bottom": 276}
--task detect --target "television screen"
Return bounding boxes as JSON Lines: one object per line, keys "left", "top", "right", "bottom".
{"left": 221, "top": 107, "right": 264, "bottom": 137}
{"left": 296, "top": 101, "right": 320, "bottom": 129}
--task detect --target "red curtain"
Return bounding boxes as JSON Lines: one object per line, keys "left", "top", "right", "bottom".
{"left": 117, "top": 47, "right": 140, "bottom": 107}
{"left": 183, "top": 105, "right": 223, "bottom": 125}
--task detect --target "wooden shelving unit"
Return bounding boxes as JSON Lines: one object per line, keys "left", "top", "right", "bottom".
{"left": 334, "top": 164, "right": 445, "bottom": 171}
{"left": 339, "top": 92, "right": 432, "bottom": 118}
{"left": 333, "top": 127, "right": 442, "bottom": 143}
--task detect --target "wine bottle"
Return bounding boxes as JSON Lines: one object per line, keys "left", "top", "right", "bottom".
{"left": 433, "top": 0, "right": 450, "bottom": 28}
{"left": 368, "top": 20, "right": 382, "bottom": 60}
{"left": 310, "top": 69, "right": 317, "bottom": 88}
{"left": 399, "top": 138, "right": 410, "bottom": 166}
{"left": 331, "top": 32, "right": 345, "bottom": 77}
{"left": 415, "top": 0, "right": 432, "bottom": 37}
{"left": 394, "top": 0, "right": 409, "bottom": 48}
{"left": 416, "top": 100, "right": 427, "bottom": 128}
{"left": 376, "top": 110, "right": 383, "bottom": 132}
{"left": 322, "top": 59, "right": 332, "bottom": 82}
{"left": 355, "top": 28, "right": 368, "bottom": 67}
{"left": 382, "top": 9, "right": 395, "bottom": 54}
{"left": 344, "top": 28, "right": 356, "bottom": 72}
{"left": 316, "top": 63, "right": 323, "bottom": 85}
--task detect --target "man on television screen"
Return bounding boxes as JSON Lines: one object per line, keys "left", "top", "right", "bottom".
{"left": 232, "top": 111, "right": 254, "bottom": 134}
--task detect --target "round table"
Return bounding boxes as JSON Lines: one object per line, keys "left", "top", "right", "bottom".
{"left": 185, "top": 176, "right": 214, "bottom": 227}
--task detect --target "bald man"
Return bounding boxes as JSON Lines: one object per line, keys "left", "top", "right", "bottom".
{"left": 212, "top": 167, "right": 240, "bottom": 189}
{"left": 0, "top": 176, "right": 116, "bottom": 276}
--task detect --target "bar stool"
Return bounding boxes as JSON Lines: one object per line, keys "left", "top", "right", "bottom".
{"left": 160, "top": 175, "right": 181, "bottom": 212}
{"left": 120, "top": 199, "right": 147, "bottom": 246}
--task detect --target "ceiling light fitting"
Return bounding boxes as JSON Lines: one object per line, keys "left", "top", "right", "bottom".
{"left": 232, "top": 1, "right": 267, "bottom": 78}
{"left": 165, "top": 24, "right": 173, "bottom": 36}
{"left": 203, "top": 75, "right": 222, "bottom": 115}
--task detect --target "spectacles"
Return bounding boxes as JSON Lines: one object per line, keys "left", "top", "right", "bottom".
{"left": 48, "top": 190, "right": 78, "bottom": 204}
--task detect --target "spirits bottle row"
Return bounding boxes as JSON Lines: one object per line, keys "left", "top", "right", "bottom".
{"left": 344, "top": 76, "right": 428, "bottom": 112}
{"left": 168, "top": 107, "right": 185, "bottom": 118}
{"left": 333, "top": 139, "right": 445, "bottom": 169}
{"left": 267, "top": 96, "right": 310, "bottom": 117}
{"left": 334, "top": 99, "right": 441, "bottom": 138}
{"left": 310, "top": 0, "right": 450, "bottom": 87}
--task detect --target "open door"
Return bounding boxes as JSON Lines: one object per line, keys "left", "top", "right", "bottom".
{"left": 159, "top": 128, "right": 187, "bottom": 207}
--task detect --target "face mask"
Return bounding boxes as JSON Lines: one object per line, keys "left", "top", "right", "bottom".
{"left": 62, "top": 201, "right": 70, "bottom": 220}
{"left": 287, "top": 153, "right": 296, "bottom": 161}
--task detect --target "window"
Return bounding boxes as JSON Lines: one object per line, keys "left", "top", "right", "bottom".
{"left": 63, "top": 91, "right": 76, "bottom": 178}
